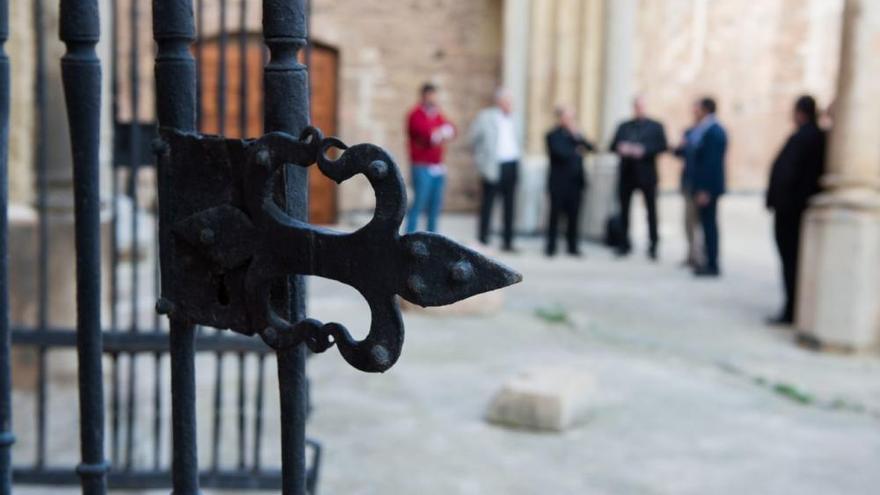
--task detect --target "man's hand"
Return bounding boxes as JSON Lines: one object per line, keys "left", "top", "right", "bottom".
{"left": 695, "top": 191, "right": 712, "bottom": 207}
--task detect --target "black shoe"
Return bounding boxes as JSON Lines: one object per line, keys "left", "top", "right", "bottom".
{"left": 614, "top": 246, "right": 631, "bottom": 257}
{"left": 694, "top": 266, "right": 720, "bottom": 277}
{"left": 545, "top": 249, "right": 557, "bottom": 258}
{"left": 766, "top": 314, "right": 794, "bottom": 326}
{"left": 567, "top": 250, "right": 583, "bottom": 258}
{"left": 648, "top": 245, "right": 658, "bottom": 261}
{"left": 502, "top": 246, "right": 519, "bottom": 254}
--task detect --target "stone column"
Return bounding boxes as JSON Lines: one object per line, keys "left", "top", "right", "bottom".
{"left": 796, "top": 0, "right": 880, "bottom": 350}
{"left": 581, "top": 0, "right": 637, "bottom": 239}
{"left": 507, "top": 0, "right": 609, "bottom": 235}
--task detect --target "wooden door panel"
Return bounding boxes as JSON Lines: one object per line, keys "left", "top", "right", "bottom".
{"left": 197, "top": 39, "right": 339, "bottom": 224}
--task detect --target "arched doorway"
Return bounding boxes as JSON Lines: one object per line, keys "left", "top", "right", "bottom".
{"left": 197, "top": 37, "right": 339, "bottom": 224}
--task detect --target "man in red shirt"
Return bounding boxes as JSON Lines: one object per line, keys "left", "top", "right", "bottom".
{"left": 406, "top": 83, "right": 455, "bottom": 233}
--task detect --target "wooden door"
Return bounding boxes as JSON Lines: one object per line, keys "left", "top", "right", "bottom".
{"left": 197, "top": 39, "right": 340, "bottom": 224}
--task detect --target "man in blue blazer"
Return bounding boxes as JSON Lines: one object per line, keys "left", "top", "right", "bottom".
{"left": 689, "top": 97, "right": 728, "bottom": 277}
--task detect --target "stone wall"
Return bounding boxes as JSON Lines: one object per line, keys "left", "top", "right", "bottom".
{"left": 311, "top": 0, "right": 504, "bottom": 213}
{"left": 633, "top": 0, "right": 844, "bottom": 191}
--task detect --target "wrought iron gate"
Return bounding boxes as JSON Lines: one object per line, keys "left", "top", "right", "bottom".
{"left": 0, "top": 0, "right": 521, "bottom": 494}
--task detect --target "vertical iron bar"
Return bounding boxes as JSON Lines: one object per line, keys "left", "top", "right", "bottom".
{"left": 108, "top": 0, "right": 122, "bottom": 468}
{"left": 210, "top": 331, "right": 223, "bottom": 472}
{"left": 263, "top": 2, "right": 310, "bottom": 493}
{"left": 0, "top": 0, "right": 12, "bottom": 491}
{"left": 152, "top": 1, "right": 199, "bottom": 492}
{"left": 195, "top": 0, "right": 203, "bottom": 132}
{"left": 124, "top": 0, "right": 142, "bottom": 470}
{"left": 59, "top": 0, "right": 109, "bottom": 493}
{"left": 236, "top": 352, "right": 246, "bottom": 470}
{"left": 251, "top": 353, "right": 265, "bottom": 472}
{"left": 209, "top": 0, "right": 229, "bottom": 473}
{"left": 238, "top": 0, "right": 248, "bottom": 138}
{"left": 33, "top": 0, "right": 49, "bottom": 468}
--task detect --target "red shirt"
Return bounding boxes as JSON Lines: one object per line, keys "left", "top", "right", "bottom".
{"left": 407, "top": 105, "right": 454, "bottom": 165}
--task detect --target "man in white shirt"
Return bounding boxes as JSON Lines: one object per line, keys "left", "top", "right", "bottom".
{"left": 469, "top": 88, "right": 521, "bottom": 252}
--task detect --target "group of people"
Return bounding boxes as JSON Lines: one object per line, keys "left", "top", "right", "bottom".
{"left": 404, "top": 83, "right": 826, "bottom": 323}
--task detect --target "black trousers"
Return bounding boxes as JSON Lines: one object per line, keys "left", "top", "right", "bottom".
{"left": 479, "top": 160, "right": 518, "bottom": 249}
{"left": 546, "top": 191, "right": 582, "bottom": 254}
{"left": 698, "top": 197, "right": 720, "bottom": 271}
{"left": 618, "top": 179, "right": 658, "bottom": 251}
{"left": 774, "top": 208, "right": 803, "bottom": 320}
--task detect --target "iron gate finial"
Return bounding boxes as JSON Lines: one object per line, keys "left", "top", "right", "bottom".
{"left": 157, "top": 126, "right": 522, "bottom": 373}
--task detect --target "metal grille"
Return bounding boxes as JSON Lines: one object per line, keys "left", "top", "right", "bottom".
{"left": 0, "top": 1, "right": 520, "bottom": 494}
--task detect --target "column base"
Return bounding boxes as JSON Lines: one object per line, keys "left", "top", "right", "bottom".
{"left": 796, "top": 191, "right": 880, "bottom": 351}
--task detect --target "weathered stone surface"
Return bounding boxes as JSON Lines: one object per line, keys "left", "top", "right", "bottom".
{"left": 486, "top": 366, "right": 596, "bottom": 432}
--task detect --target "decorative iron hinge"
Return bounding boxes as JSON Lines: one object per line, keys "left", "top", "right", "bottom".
{"left": 154, "top": 127, "right": 522, "bottom": 372}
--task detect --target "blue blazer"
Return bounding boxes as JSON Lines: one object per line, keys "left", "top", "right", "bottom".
{"left": 692, "top": 123, "right": 727, "bottom": 197}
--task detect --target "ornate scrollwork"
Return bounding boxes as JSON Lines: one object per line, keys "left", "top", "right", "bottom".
{"left": 157, "top": 127, "right": 521, "bottom": 372}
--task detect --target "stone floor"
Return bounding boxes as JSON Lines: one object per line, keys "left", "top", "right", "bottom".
{"left": 306, "top": 193, "right": 880, "bottom": 495}
{"left": 14, "top": 193, "right": 880, "bottom": 494}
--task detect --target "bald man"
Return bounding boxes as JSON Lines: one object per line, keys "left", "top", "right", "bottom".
{"left": 610, "top": 96, "right": 668, "bottom": 260}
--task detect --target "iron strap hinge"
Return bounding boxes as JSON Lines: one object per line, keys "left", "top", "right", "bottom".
{"left": 154, "top": 127, "right": 522, "bottom": 372}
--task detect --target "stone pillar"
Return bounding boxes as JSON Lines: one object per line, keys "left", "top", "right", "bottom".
{"left": 796, "top": 0, "right": 880, "bottom": 350}
{"left": 506, "top": 0, "right": 609, "bottom": 235}
{"left": 581, "top": 0, "right": 637, "bottom": 240}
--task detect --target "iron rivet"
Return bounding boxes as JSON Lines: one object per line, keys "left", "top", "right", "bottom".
{"left": 450, "top": 261, "right": 474, "bottom": 284}
{"left": 408, "top": 240, "right": 429, "bottom": 260}
{"left": 200, "top": 228, "right": 215, "bottom": 245}
{"left": 155, "top": 298, "right": 175, "bottom": 316}
{"left": 256, "top": 149, "right": 272, "bottom": 168}
{"left": 151, "top": 137, "right": 169, "bottom": 156}
{"left": 262, "top": 327, "right": 278, "bottom": 345}
{"left": 407, "top": 275, "right": 426, "bottom": 295}
{"left": 368, "top": 160, "right": 388, "bottom": 180}
{"left": 371, "top": 345, "right": 390, "bottom": 367}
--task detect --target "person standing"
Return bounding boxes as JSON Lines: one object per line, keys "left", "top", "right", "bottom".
{"left": 405, "top": 83, "right": 456, "bottom": 233}
{"left": 545, "top": 106, "right": 595, "bottom": 257}
{"left": 766, "top": 95, "right": 826, "bottom": 324}
{"left": 610, "top": 96, "right": 668, "bottom": 259}
{"left": 689, "top": 97, "right": 728, "bottom": 277}
{"left": 469, "top": 88, "right": 521, "bottom": 252}
{"left": 673, "top": 104, "right": 703, "bottom": 268}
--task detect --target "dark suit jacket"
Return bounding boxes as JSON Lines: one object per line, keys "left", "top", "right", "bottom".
{"left": 610, "top": 118, "right": 668, "bottom": 187}
{"left": 546, "top": 126, "right": 595, "bottom": 198}
{"left": 766, "top": 122, "right": 826, "bottom": 213}
{"left": 691, "top": 122, "right": 728, "bottom": 197}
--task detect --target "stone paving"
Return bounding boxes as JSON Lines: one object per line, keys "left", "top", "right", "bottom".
{"left": 305, "top": 194, "right": 880, "bottom": 495}
{"left": 14, "top": 194, "right": 880, "bottom": 494}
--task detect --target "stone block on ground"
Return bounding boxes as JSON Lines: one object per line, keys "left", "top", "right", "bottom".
{"left": 486, "top": 366, "right": 596, "bottom": 432}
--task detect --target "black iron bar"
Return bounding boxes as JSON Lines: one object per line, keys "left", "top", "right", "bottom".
{"left": 210, "top": 0, "right": 230, "bottom": 473}
{"left": 33, "top": 0, "right": 49, "bottom": 469}
{"left": 210, "top": 330, "right": 224, "bottom": 472}
{"left": 152, "top": 1, "right": 200, "bottom": 492}
{"left": 263, "top": 2, "right": 310, "bottom": 493}
{"left": 12, "top": 327, "right": 272, "bottom": 353}
{"left": 108, "top": 0, "right": 121, "bottom": 469}
{"left": 239, "top": 0, "right": 249, "bottom": 138}
{"left": 59, "top": 0, "right": 109, "bottom": 493}
{"left": 195, "top": 0, "right": 203, "bottom": 132}
{"left": 237, "top": 351, "right": 246, "bottom": 470}
{"left": 252, "top": 354, "right": 265, "bottom": 472}
{"left": 125, "top": 0, "right": 143, "bottom": 470}
{"left": 0, "top": 0, "right": 12, "bottom": 491}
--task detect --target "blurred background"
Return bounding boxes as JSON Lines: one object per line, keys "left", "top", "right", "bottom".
{"left": 5, "top": 0, "right": 880, "bottom": 494}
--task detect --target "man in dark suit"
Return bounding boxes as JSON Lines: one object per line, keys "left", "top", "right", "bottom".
{"left": 690, "top": 97, "right": 728, "bottom": 277}
{"left": 545, "top": 106, "right": 596, "bottom": 257}
{"left": 766, "top": 95, "right": 826, "bottom": 324}
{"left": 610, "top": 96, "right": 668, "bottom": 259}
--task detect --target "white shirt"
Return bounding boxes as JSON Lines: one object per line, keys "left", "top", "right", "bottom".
{"left": 494, "top": 111, "right": 520, "bottom": 163}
